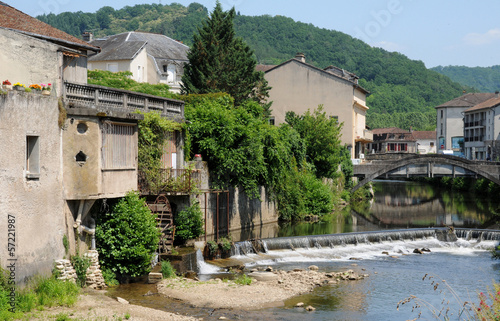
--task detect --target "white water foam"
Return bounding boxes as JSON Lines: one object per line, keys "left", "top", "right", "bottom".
{"left": 235, "top": 237, "right": 496, "bottom": 267}
{"left": 196, "top": 249, "right": 221, "bottom": 274}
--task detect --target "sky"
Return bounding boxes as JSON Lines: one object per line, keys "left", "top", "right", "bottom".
{"left": 11, "top": 0, "right": 500, "bottom": 68}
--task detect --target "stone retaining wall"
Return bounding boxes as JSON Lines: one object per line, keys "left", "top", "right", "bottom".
{"left": 54, "top": 250, "right": 106, "bottom": 289}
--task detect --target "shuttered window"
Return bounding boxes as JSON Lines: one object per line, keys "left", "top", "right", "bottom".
{"left": 101, "top": 122, "right": 136, "bottom": 169}
{"left": 161, "top": 131, "right": 177, "bottom": 169}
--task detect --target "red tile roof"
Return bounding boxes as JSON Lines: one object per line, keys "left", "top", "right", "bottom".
{"left": 412, "top": 131, "right": 436, "bottom": 140}
{"left": 0, "top": 1, "right": 99, "bottom": 52}
{"left": 372, "top": 127, "right": 409, "bottom": 135}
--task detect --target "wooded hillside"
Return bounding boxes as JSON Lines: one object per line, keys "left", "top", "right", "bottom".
{"left": 37, "top": 2, "right": 472, "bottom": 130}
{"left": 431, "top": 65, "right": 500, "bottom": 93}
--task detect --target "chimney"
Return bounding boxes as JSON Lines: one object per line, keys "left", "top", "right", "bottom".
{"left": 496, "top": 90, "right": 499, "bottom": 98}
{"left": 295, "top": 53, "right": 305, "bottom": 63}
{"left": 82, "top": 31, "right": 93, "bottom": 42}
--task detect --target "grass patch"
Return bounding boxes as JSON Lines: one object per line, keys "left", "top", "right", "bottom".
{"left": 161, "top": 261, "right": 176, "bottom": 279}
{"left": 0, "top": 264, "right": 80, "bottom": 320}
{"left": 233, "top": 273, "right": 252, "bottom": 286}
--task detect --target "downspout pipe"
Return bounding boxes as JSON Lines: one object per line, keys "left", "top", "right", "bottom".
{"left": 73, "top": 200, "right": 96, "bottom": 250}
{"left": 74, "top": 199, "right": 85, "bottom": 229}
{"left": 80, "top": 217, "right": 96, "bottom": 250}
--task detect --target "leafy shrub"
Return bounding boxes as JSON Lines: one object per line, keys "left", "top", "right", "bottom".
{"left": 101, "top": 268, "right": 119, "bottom": 287}
{"left": 219, "top": 237, "right": 232, "bottom": 252}
{"left": 70, "top": 254, "right": 91, "bottom": 287}
{"left": 206, "top": 241, "right": 218, "bottom": 254}
{"left": 276, "top": 163, "right": 334, "bottom": 221}
{"left": 174, "top": 200, "right": 204, "bottom": 243}
{"left": 96, "top": 191, "right": 160, "bottom": 278}
{"left": 161, "top": 261, "right": 176, "bottom": 278}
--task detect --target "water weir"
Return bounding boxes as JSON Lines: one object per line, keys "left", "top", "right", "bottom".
{"left": 232, "top": 228, "right": 500, "bottom": 256}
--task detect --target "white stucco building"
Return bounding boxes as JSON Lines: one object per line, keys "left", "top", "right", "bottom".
{"left": 435, "top": 92, "right": 495, "bottom": 157}
{"left": 463, "top": 95, "right": 500, "bottom": 160}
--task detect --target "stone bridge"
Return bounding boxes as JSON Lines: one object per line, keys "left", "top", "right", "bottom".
{"left": 352, "top": 154, "right": 500, "bottom": 192}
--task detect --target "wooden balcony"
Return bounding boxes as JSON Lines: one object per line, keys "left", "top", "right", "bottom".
{"left": 138, "top": 168, "right": 201, "bottom": 195}
{"left": 63, "top": 82, "right": 184, "bottom": 119}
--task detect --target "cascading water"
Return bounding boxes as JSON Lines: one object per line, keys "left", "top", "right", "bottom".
{"left": 230, "top": 228, "right": 499, "bottom": 268}
{"left": 195, "top": 249, "right": 220, "bottom": 274}
{"left": 454, "top": 228, "right": 500, "bottom": 241}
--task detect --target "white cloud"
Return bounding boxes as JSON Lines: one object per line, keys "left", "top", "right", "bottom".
{"left": 463, "top": 28, "right": 500, "bottom": 46}
{"left": 370, "top": 41, "right": 405, "bottom": 52}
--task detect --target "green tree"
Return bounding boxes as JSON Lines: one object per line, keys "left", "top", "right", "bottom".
{"left": 286, "top": 106, "right": 344, "bottom": 179}
{"left": 184, "top": 94, "right": 267, "bottom": 196}
{"left": 174, "top": 200, "right": 204, "bottom": 243}
{"left": 95, "top": 192, "right": 160, "bottom": 278}
{"left": 181, "top": 1, "right": 268, "bottom": 106}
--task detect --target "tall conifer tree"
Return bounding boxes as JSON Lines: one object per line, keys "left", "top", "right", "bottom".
{"left": 181, "top": 1, "right": 268, "bottom": 106}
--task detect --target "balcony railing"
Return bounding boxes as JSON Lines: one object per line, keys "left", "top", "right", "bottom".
{"left": 464, "top": 136, "right": 484, "bottom": 142}
{"left": 138, "top": 168, "right": 201, "bottom": 194}
{"left": 63, "top": 82, "right": 184, "bottom": 118}
{"left": 464, "top": 120, "right": 486, "bottom": 128}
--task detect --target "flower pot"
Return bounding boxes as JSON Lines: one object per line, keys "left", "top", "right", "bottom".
{"left": 42, "top": 90, "right": 50, "bottom": 96}
{"left": 14, "top": 86, "right": 24, "bottom": 91}
{"left": 2, "top": 85, "right": 12, "bottom": 90}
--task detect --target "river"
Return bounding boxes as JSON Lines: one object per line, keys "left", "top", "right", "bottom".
{"left": 111, "top": 180, "right": 500, "bottom": 320}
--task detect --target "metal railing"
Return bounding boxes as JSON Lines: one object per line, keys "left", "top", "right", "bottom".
{"left": 138, "top": 168, "right": 201, "bottom": 194}
{"left": 464, "top": 136, "right": 484, "bottom": 142}
{"left": 63, "top": 82, "right": 184, "bottom": 118}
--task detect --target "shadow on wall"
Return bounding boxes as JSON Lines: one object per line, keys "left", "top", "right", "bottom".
{"left": 204, "top": 186, "right": 277, "bottom": 240}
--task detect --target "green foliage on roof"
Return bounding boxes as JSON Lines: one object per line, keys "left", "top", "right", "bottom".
{"left": 87, "top": 70, "right": 177, "bottom": 98}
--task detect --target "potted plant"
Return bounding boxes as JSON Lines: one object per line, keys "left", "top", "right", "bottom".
{"left": 29, "top": 84, "right": 42, "bottom": 93}
{"left": 2, "top": 80, "right": 12, "bottom": 90}
{"left": 41, "top": 83, "right": 51, "bottom": 96}
{"left": 13, "top": 82, "right": 25, "bottom": 91}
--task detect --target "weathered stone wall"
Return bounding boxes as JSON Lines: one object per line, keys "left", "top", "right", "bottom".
{"left": 54, "top": 250, "right": 106, "bottom": 289}
{"left": 83, "top": 250, "right": 106, "bottom": 289}
{"left": 0, "top": 92, "right": 65, "bottom": 284}
{"left": 198, "top": 186, "right": 278, "bottom": 241}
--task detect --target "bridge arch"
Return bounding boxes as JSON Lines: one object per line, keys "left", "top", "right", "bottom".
{"left": 352, "top": 154, "right": 500, "bottom": 193}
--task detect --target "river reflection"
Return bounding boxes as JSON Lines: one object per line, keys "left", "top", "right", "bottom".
{"left": 364, "top": 179, "right": 499, "bottom": 229}
{"left": 279, "top": 179, "right": 500, "bottom": 238}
